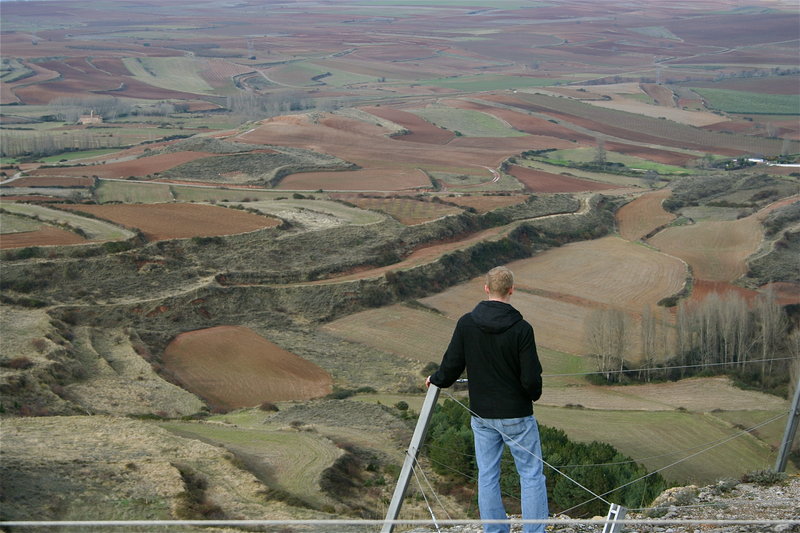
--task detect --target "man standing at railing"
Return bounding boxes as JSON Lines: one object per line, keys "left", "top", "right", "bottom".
{"left": 426, "top": 265, "right": 548, "bottom": 533}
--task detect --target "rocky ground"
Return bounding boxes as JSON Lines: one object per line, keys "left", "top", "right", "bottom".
{"left": 408, "top": 475, "right": 800, "bottom": 533}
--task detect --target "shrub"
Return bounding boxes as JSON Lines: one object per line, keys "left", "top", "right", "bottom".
{"left": 741, "top": 469, "right": 786, "bottom": 486}
{"left": 2, "top": 357, "right": 34, "bottom": 370}
{"left": 394, "top": 401, "right": 409, "bottom": 411}
{"left": 259, "top": 401, "right": 279, "bottom": 412}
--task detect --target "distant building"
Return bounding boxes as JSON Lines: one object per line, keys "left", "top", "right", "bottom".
{"left": 79, "top": 110, "right": 103, "bottom": 125}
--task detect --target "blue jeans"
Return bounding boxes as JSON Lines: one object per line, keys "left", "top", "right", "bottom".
{"left": 471, "top": 415, "right": 548, "bottom": 533}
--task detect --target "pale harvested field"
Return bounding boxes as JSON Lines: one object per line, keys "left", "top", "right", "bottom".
{"left": 322, "top": 304, "right": 455, "bottom": 364}
{"left": 444, "top": 194, "right": 528, "bottom": 213}
{"left": 163, "top": 326, "right": 332, "bottom": 409}
{"left": 276, "top": 167, "right": 431, "bottom": 191}
{"left": 589, "top": 98, "right": 726, "bottom": 126}
{"left": 57, "top": 202, "right": 279, "bottom": 241}
{"left": 421, "top": 236, "right": 687, "bottom": 357}
{"left": 648, "top": 215, "right": 763, "bottom": 281}
{"left": 616, "top": 189, "right": 676, "bottom": 241}
{"left": 161, "top": 420, "right": 343, "bottom": 509}
{"left": 539, "top": 376, "right": 788, "bottom": 412}
{"left": 26, "top": 151, "right": 219, "bottom": 179}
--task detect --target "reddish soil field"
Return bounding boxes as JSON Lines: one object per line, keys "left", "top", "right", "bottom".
{"left": 0, "top": 196, "right": 62, "bottom": 203}
{"left": 665, "top": 13, "right": 799, "bottom": 47}
{"left": 616, "top": 189, "right": 676, "bottom": 242}
{"left": 0, "top": 226, "right": 89, "bottom": 249}
{"left": 361, "top": 106, "right": 456, "bottom": 145}
{"left": 481, "top": 93, "right": 746, "bottom": 157}
{"left": 12, "top": 56, "right": 209, "bottom": 105}
{"left": 689, "top": 280, "right": 761, "bottom": 306}
{"left": 762, "top": 282, "right": 800, "bottom": 307}
{"left": 27, "top": 152, "right": 219, "bottom": 179}
{"left": 4, "top": 177, "right": 93, "bottom": 188}
{"left": 163, "top": 326, "right": 332, "bottom": 409}
{"left": 604, "top": 141, "right": 696, "bottom": 167}
{"left": 57, "top": 202, "right": 279, "bottom": 241}
{"left": 445, "top": 98, "right": 595, "bottom": 143}
{"left": 508, "top": 165, "right": 619, "bottom": 193}
{"left": 239, "top": 114, "right": 524, "bottom": 175}
{"left": 690, "top": 280, "right": 799, "bottom": 308}
{"left": 444, "top": 195, "right": 528, "bottom": 214}
{"left": 640, "top": 84, "right": 676, "bottom": 107}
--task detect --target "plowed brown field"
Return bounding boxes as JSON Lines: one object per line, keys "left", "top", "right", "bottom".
{"left": 57, "top": 202, "right": 279, "bottom": 241}
{"left": 163, "top": 326, "right": 332, "bottom": 409}
{"left": 361, "top": 106, "right": 455, "bottom": 144}
{"left": 0, "top": 226, "right": 89, "bottom": 249}
{"left": 509, "top": 165, "right": 620, "bottom": 193}
{"left": 616, "top": 189, "right": 676, "bottom": 242}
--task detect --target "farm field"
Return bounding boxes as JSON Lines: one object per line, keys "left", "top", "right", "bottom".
{"left": 162, "top": 326, "right": 333, "bottom": 410}
{"left": 221, "top": 198, "right": 385, "bottom": 229}
{"left": 159, "top": 420, "right": 344, "bottom": 510}
{"left": 0, "top": 225, "right": 88, "bottom": 249}
{"left": 534, "top": 405, "right": 780, "bottom": 484}
{"left": 0, "top": 201, "right": 136, "bottom": 242}
{"left": 57, "top": 202, "right": 280, "bottom": 241}
{"left": 276, "top": 167, "right": 432, "bottom": 192}
{"left": 616, "top": 189, "right": 676, "bottom": 242}
{"left": 647, "top": 214, "right": 764, "bottom": 282}
{"left": 328, "top": 196, "right": 462, "bottom": 225}
{"left": 508, "top": 165, "right": 622, "bottom": 193}
{"left": 420, "top": 236, "right": 687, "bottom": 358}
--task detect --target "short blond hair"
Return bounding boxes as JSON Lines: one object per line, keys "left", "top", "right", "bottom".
{"left": 486, "top": 266, "right": 514, "bottom": 297}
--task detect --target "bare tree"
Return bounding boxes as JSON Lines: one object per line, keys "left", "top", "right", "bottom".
{"left": 593, "top": 138, "right": 607, "bottom": 166}
{"left": 586, "top": 308, "right": 627, "bottom": 382}
{"left": 755, "top": 288, "right": 787, "bottom": 375}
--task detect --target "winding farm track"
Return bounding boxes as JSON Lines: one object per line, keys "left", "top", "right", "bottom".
{"left": 299, "top": 194, "right": 593, "bottom": 286}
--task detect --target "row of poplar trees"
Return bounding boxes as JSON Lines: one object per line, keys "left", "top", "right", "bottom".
{"left": 586, "top": 289, "right": 798, "bottom": 395}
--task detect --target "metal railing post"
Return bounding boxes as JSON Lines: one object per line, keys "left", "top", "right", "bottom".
{"left": 775, "top": 375, "right": 800, "bottom": 473}
{"left": 381, "top": 384, "right": 440, "bottom": 533}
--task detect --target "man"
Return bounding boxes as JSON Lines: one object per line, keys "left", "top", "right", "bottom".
{"left": 426, "top": 266, "right": 548, "bottom": 533}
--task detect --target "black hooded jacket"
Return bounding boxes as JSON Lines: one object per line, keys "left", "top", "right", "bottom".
{"left": 429, "top": 300, "right": 542, "bottom": 419}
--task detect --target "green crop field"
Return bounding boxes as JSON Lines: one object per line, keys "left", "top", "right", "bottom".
{"left": 411, "top": 106, "right": 528, "bottom": 137}
{"left": 122, "top": 57, "right": 216, "bottom": 95}
{"left": 95, "top": 180, "right": 174, "bottom": 204}
{"left": 39, "top": 149, "right": 123, "bottom": 164}
{"left": 0, "top": 202, "right": 134, "bottom": 241}
{"left": 0, "top": 212, "right": 43, "bottom": 233}
{"left": 159, "top": 420, "right": 342, "bottom": 508}
{"left": 416, "top": 74, "right": 557, "bottom": 92}
{"left": 691, "top": 88, "right": 800, "bottom": 115}
{"left": 513, "top": 92, "right": 794, "bottom": 155}
{"left": 542, "top": 148, "right": 692, "bottom": 175}
{"left": 535, "top": 406, "right": 782, "bottom": 484}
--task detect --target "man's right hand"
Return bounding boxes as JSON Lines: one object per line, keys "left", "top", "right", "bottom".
{"left": 425, "top": 375, "right": 431, "bottom": 389}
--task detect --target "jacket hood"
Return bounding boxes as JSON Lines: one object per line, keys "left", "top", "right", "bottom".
{"left": 470, "top": 300, "right": 523, "bottom": 334}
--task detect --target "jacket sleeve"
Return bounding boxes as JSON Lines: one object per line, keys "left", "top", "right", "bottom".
{"left": 519, "top": 323, "right": 543, "bottom": 402}
{"left": 429, "top": 316, "right": 467, "bottom": 388}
